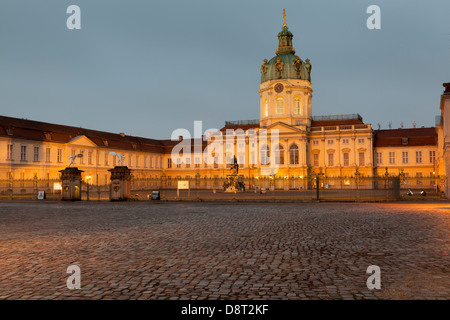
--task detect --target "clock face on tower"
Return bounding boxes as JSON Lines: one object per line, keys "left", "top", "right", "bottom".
{"left": 274, "top": 83, "right": 284, "bottom": 93}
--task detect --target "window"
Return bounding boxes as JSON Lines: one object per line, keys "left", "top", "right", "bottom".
{"left": 226, "top": 154, "right": 233, "bottom": 167}
{"left": 376, "top": 152, "right": 382, "bottom": 165}
{"left": 33, "top": 146, "right": 40, "bottom": 162}
{"left": 389, "top": 152, "right": 395, "bottom": 164}
{"left": 358, "top": 152, "right": 365, "bottom": 166}
{"left": 312, "top": 140, "right": 319, "bottom": 146}
{"left": 343, "top": 152, "right": 350, "bottom": 166}
{"left": 313, "top": 153, "right": 319, "bottom": 167}
{"left": 294, "top": 96, "right": 302, "bottom": 115}
{"left": 20, "top": 145, "right": 27, "bottom": 161}
{"left": 275, "top": 144, "right": 284, "bottom": 165}
{"left": 46, "top": 147, "right": 51, "bottom": 162}
{"left": 88, "top": 151, "right": 93, "bottom": 165}
{"left": 276, "top": 96, "right": 284, "bottom": 114}
{"left": 185, "top": 157, "right": 190, "bottom": 168}
{"left": 136, "top": 155, "right": 140, "bottom": 168}
{"left": 176, "top": 158, "right": 181, "bottom": 168}
{"left": 289, "top": 144, "right": 299, "bottom": 165}
{"left": 429, "top": 151, "right": 436, "bottom": 164}
{"left": 238, "top": 154, "right": 244, "bottom": 168}
{"left": 167, "top": 158, "right": 172, "bottom": 168}
{"left": 416, "top": 151, "right": 422, "bottom": 164}
{"left": 402, "top": 152, "right": 408, "bottom": 164}
{"left": 342, "top": 139, "right": 349, "bottom": 145}
{"left": 57, "top": 149, "right": 63, "bottom": 163}
{"left": 7, "top": 144, "right": 13, "bottom": 160}
{"left": 79, "top": 150, "right": 84, "bottom": 164}
{"left": 327, "top": 140, "right": 334, "bottom": 145}
{"left": 328, "top": 153, "right": 334, "bottom": 167}
{"left": 264, "top": 99, "right": 268, "bottom": 117}
{"left": 195, "top": 156, "right": 201, "bottom": 168}
{"left": 226, "top": 143, "right": 231, "bottom": 150}
{"left": 260, "top": 145, "right": 270, "bottom": 165}
{"left": 104, "top": 152, "right": 109, "bottom": 166}
{"left": 358, "top": 138, "right": 365, "bottom": 144}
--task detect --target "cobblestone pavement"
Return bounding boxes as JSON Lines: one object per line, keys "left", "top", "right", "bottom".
{"left": 0, "top": 201, "right": 448, "bottom": 300}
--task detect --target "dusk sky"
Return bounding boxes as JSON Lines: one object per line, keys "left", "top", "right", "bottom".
{"left": 1, "top": 0, "right": 449, "bottom": 139}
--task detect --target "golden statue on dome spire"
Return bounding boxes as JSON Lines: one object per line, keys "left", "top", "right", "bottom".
{"left": 283, "top": 9, "right": 287, "bottom": 27}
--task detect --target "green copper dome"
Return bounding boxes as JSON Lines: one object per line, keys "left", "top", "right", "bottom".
{"left": 260, "top": 25, "right": 312, "bottom": 84}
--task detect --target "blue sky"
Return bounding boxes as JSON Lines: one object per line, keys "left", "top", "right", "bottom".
{"left": 1, "top": 0, "right": 449, "bottom": 138}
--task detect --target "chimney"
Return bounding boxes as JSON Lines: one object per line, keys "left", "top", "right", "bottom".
{"left": 120, "top": 133, "right": 125, "bottom": 137}
{"left": 444, "top": 82, "right": 450, "bottom": 95}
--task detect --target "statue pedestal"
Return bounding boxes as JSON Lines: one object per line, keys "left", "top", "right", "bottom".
{"left": 59, "top": 167, "right": 84, "bottom": 201}
{"left": 223, "top": 174, "right": 245, "bottom": 193}
{"left": 108, "top": 166, "right": 132, "bottom": 201}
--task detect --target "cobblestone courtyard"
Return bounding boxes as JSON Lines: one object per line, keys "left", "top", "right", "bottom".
{"left": 0, "top": 201, "right": 448, "bottom": 300}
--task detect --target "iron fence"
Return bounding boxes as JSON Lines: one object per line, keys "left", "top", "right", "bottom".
{"left": 0, "top": 175, "right": 445, "bottom": 201}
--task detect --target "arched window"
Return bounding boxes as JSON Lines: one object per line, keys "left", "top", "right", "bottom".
{"left": 294, "top": 95, "right": 302, "bottom": 115}
{"left": 260, "top": 144, "right": 270, "bottom": 165}
{"left": 289, "top": 144, "right": 299, "bottom": 165}
{"left": 264, "top": 98, "right": 268, "bottom": 117}
{"left": 276, "top": 96, "right": 284, "bottom": 114}
{"left": 275, "top": 144, "right": 284, "bottom": 165}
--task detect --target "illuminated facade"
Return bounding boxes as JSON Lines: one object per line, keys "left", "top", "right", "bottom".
{"left": 0, "top": 19, "right": 447, "bottom": 190}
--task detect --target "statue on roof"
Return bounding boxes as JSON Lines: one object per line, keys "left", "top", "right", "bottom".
{"left": 260, "top": 59, "right": 268, "bottom": 74}
{"left": 293, "top": 56, "right": 302, "bottom": 76}
{"left": 304, "top": 58, "right": 312, "bottom": 82}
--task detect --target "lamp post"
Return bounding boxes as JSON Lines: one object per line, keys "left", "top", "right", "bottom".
{"left": 312, "top": 168, "right": 324, "bottom": 201}
{"left": 384, "top": 167, "right": 389, "bottom": 200}
{"left": 311, "top": 170, "right": 316, "bottom": 199}
{"left": 354, "top": 168, "right": 361, "bottom": 201}
{"left": 85, "top": 175, "right": 92, "bottom": 201}
{"left": 8, "top": 173, "right": 13, "bottom": 200}
{"left": 161, "top": 171, "right": 167, "bottom": 200}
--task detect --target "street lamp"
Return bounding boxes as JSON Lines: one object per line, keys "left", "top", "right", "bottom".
{"left": 354, "top": 168, "right": 361, "bottom": 201}
{"left": 384, "top": 168, "right": 389, "bottom": 200}
{"left": 85, "top": 175, "right": 92, "bottom": 201}
{"left": 312, "top": 168, "right": 324, "bottom": 200}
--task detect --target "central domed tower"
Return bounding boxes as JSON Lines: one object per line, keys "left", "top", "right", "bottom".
{"left": 259, "top": 12, "right": 313, "bottom": 129}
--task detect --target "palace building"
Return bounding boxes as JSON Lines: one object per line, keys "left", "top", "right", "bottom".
{"left": 1, "top": 17, "right": 449, "bottom": 194}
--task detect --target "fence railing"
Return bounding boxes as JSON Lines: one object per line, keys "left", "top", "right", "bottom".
{"left": 0, "top": 175, "right": 445, "bottom": 201}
